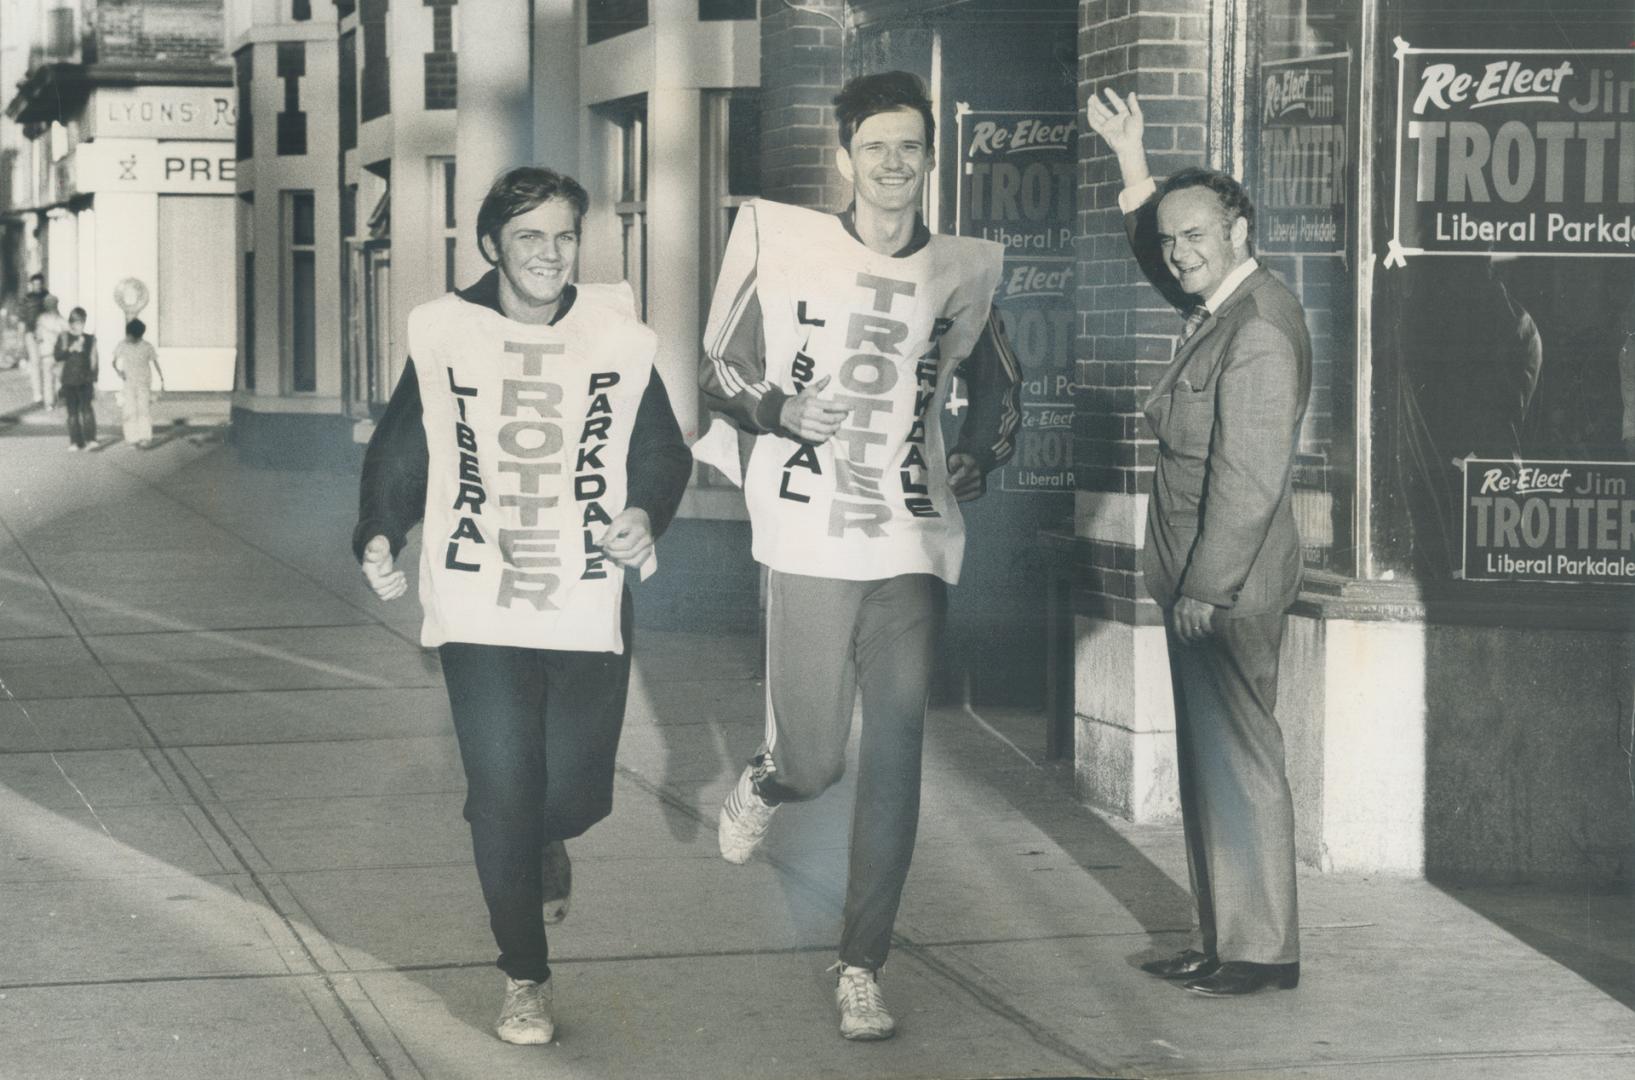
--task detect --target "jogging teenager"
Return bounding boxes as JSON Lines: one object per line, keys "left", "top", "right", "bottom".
{"left": 699, "top": 71, "right": 1021, "bottom": 1041}
{"left": 354, "top": 166, "right": 691, "bottom": 1045}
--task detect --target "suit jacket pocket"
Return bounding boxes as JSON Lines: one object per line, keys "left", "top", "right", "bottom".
{"left": 1163, "top": 384, "right": 1215, "bottom": 459}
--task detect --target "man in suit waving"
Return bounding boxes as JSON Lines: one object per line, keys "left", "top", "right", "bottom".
{"left": 1087, "top": 88, "right": 1311, "bottom": 997}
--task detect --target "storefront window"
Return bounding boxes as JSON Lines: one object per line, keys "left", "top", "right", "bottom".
{"left": 1249, "top": 0, "right": 1363, "bottom": 576}
{"left": 1369, "top": 0, "right": 1635, "bottom": 585}
{"left": 587, "top": 0, "right": 648, "bottom": 44}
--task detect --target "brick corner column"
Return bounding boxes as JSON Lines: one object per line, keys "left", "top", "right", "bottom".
{"left": 758, "top": 0, "right": 848, "bottom": 211}
{"left": 1070, "top": 0, "right": 1213, "bottom": 823}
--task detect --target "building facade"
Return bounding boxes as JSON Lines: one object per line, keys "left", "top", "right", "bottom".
{"left": 228, "top": 0, "right": 760, "bottom": 486}
{"left": 2, "top": 0, "right": 237, "bottom": 392}
{"left": 224, "top": 0, "right": 1635, "bottom": 883}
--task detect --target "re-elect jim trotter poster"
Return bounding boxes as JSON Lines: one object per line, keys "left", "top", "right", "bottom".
{"left": 1463, "top": 459, "right": 1635, "bottom": 584}
{"left": 1392, "top": 44, "right": 1635, "bottom": 259}
{"left": 1258, "top": 51, "right": 1348, "bottom": 257}
{"left": 956, "top": 106, "right": 1077, "bottom": 494}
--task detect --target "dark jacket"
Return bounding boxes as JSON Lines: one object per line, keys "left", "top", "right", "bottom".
{"left": 55, "top": 332, "right": 97, "bottom": 387}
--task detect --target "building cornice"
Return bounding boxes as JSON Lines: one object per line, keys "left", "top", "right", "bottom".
{"left": 7, "top": 61, "right": 232, "bottom": 125}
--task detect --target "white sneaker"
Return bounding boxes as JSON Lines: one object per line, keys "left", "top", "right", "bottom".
{"left": 718, "top": 764, "right": 777, "bottom": 864}
{"left": 834, "top": 963, "right": 895, "bottom": 1041}
{"left": 495, "top": 976, "right": 554, "bottom": 1045}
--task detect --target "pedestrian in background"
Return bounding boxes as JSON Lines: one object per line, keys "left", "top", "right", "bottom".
{"left": 55, "top": 306, "right": 100, "bottom": 451}
{"left": 32, "top": 292, "right": 66, "bottom": 410}
{"left": 112, "top": 318, "right": 164, "bottom": 448}
{"left": 16, "top": 274, "right": 51, "bottom": 396}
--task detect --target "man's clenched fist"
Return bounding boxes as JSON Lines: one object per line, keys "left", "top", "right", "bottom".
{"left": 597, "top": 507, "right": 655, "bottom": 570}
{"left": 779, "top": 374, "right": 852, "bottom": 444}
{"left": 361, "top": 535, "right": 409, "bottom": 601}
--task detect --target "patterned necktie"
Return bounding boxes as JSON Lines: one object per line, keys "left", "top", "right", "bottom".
{"left": 1179, "top": 304, "right": 1210, "bottom": 345}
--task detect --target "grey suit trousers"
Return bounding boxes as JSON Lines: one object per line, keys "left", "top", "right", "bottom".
{"left": 1167, "top": 611, "right": 1300, "bottom": 965}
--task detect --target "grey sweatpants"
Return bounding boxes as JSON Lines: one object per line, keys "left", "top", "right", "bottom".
{"left": 751, "top": 569, "right": 946, "bottom": 971}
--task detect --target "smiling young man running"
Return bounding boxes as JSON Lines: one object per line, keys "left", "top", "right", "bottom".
{"left": 699, "top": 71, "right": 1021, "bottom": 1040}
{"left": 354, "top": 166, "right": 691, "bottom": 1044}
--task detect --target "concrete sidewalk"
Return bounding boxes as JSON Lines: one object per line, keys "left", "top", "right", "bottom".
{"left": 0, "top": 368, "right": 1631, "bottom": 1080}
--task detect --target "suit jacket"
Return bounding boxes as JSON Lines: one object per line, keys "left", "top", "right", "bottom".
{"left": 1127, "top": 205, "right": 1313, "bottom": 615}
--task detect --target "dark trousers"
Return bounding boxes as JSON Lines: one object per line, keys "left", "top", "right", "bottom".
{"left": 755, "top": 571, "right": 946, "bottom": 971}
{"left": 63, "top": 383, "right": 96, "bottom": 447}
{"left": 1167, "top": 611, "right": 1300, "bottom": 965}
{"left": 438, "top": 594, "right": 634, "bottom": 983}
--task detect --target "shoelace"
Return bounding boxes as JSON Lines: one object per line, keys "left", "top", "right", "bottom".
{"left": 835, "top": 968, "right": 886, "bottom": 1017}
{"left": 729, "top": 774, "right": 776, "bottom": 825}
{"left": 506, "top": 981, "right": 549, "bottom": 1022}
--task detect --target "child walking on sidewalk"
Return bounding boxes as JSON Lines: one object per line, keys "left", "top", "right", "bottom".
{"left": 112, "top": 319, "right": 164, "bottom": 449}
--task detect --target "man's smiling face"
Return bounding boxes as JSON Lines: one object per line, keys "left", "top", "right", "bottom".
{"left": 838, "top": 107, "right": 932, "bottom": 214}
{"left": 1156, "top": 186, "right": 1249, "bottom": 300}
{"left": 486, "top": 196, "right": 580, "bottom": 313}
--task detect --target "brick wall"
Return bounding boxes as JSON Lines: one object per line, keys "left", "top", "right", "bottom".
{"left": 424, "top": 0, "right": 457, "bottom": 111}
{"left": 92, "top": 0, "right": 226, "bottom": 65}
{"left": 235, "top": 47, "right": 253, "bottom": 160}
{"left": 339, "top": 29, "right": 357, "bottom": 150}
{"left": 757, "top": 0, "right": 847, "bottom": 210}
{"left": 275, "top": 41, "right": 307, "bottom": 156}
{"left": 360, "top": 0, "right": 390, "bottom": 122}
{"left": 1075, "top": 0, "right": 1211, "bottom": 623}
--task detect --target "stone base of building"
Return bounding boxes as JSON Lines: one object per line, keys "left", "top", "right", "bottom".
{"left": 1072, "top": 600, "right": 1635, "bottom": 884}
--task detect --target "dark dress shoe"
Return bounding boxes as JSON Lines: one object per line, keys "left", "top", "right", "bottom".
{"left": 1184, "top": 960, "right": 1299, "bottom": 996}
{"left": 542, "top": 840, "right": 572, "bottom": 925}
{"left": 1139, "top": 949, "right": 1219, "bottom": 980}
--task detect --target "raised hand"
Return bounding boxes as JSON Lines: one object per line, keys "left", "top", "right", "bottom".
{"left": 1085, "top": 88, "right": 1147, "bottom": 161}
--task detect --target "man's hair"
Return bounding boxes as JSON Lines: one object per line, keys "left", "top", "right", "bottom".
{"left": 28, "top": 273, "right": 43, "bottom": 284}
{"left": 69, "top": 306, "right": 87, "bottom": 322}
{"left": 1159, "top": 167, "right": 1256, "bottom": 248}
{"left": 475, "top": 166, "right": 590, "bottom": 263}
{"left": 127, "top": 318, "right": 146, "bottom": 339}
{"left": 834, "top": 71, "right": 935, "bottom": 151}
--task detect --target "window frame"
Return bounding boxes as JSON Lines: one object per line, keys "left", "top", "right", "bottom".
{"left": 431, "top": 157, "right": 457, "bottom": 293}
{"left": 283, "top": 190, "right": 319, "bottom": 395}
{"left": 613, "top": 99, "right": 649, "bottom": 319}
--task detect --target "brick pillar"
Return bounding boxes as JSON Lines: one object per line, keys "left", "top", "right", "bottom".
{"left": 1072, "top": 0, "right": 1212, "bottom": 822}
{"left": 758, "top": 0, "right": 848, "bottom": 211}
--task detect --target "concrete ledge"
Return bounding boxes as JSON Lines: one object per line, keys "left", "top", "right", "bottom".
{"left": 229, "top": 406, "right": 362, "bottom": 471}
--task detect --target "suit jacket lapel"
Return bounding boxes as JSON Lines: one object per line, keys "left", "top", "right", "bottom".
{"left": 1142, "top": 264, "right": 1270, "bottom": 419}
